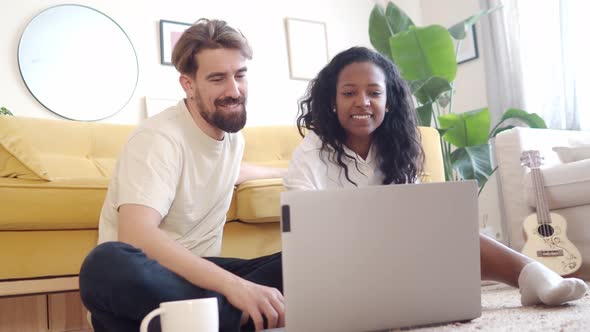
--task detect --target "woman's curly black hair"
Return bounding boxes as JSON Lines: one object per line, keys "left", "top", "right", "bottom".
{"left": 297, "top": 46, "right": 424, "bottom": 185}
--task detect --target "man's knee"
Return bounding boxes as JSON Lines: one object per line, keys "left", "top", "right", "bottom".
{"left": 79, "top": 242, "right": 143, "bottom": 308}
{"left": 81, "top": 242, "right": 139, "bottom": 275}
{"left": 79, "top": 242, "right": 142, "bottom": 294}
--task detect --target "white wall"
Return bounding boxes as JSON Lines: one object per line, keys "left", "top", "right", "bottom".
{"left": 2, "top": 0, "right": 416, "bottom": 126}
{"left": 392, "top": 0, "right": 423, "bottom": 24}
{"left": 419, "top": 0, "right": 488, "bottom": 114}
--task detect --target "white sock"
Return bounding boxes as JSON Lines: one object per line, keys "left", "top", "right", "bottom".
{"left": 518, "top": 261, "right": 588, "bottom": 306}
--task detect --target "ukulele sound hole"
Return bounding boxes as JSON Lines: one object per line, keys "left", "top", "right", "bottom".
{"left": 537, "top": 224, "right": 555, "bottom": 237}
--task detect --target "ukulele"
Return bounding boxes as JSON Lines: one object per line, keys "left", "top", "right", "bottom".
{"left": 520, "top": 150, "right": 582, "bottom": 275}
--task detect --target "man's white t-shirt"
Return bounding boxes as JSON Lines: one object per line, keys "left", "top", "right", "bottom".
{"left": 283, "top": 131, "right": 384, "bottom": 191}
{"left": 98, "top": 100, "right": 244, "bottom": 257}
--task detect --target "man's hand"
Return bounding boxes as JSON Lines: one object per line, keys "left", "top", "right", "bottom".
{"left": 224, "top": 278, "right": 285, "bottom": 330}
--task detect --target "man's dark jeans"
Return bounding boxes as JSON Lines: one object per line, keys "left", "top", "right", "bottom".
{"left": 79, "top": 242, "right": 282, "bottom": 332}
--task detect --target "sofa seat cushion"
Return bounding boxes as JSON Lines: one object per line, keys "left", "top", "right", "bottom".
{"left": 0, "top": 230, "right": 97, "bottom": 280}
{"left": 0, "top": 178, "right": 109, "bottom": 230}
{"left": 221, "top": 221, "right": 281, "bottom": 259}
{"left": 234, "top": 178, "right": 284, "bottom": 223}
{"left": 0, "top": 177, "right": 238, "bottom": 231}
{"left": 524, "top": 158, "right": 590, "bottom": 210}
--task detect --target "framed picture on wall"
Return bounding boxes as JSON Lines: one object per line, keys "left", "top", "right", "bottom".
{"left": 160, "top": 20, "right": 191, "bottom": 65}
{"left": 456, "top": 25, "right": 479, "bottom": 64}
{"left": 284, "top": 18, "right": 329, "bottom": 80}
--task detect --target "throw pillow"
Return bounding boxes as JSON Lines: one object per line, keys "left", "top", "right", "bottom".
{"left": 552, "top": 145, "right": 590, "bottom": 163}
{"left": 0, "top": 117, "right": 50, "bottom": 180}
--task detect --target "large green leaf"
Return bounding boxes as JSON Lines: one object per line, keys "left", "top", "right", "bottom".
{"left": 491, "top": 125, "right": 516, "bottom": 137}
{"left": 369, "top": 5, "right": 394, "bottom": 59}
{"left": 368, "top": 3, "right": 415, "bottom": 60}
{"left": 410, "top": 76, "right": 453, "bottom": 105}
{"left": 438, "top": 108, "right": 490, "bottom": 148}
{"left": 389, "top": 25, "right": 457, "bottom": 83}
{"left": 437, "top": 128, "right": 450, "bottom": 137}
{"left": 500, "top": 108, "right": 547, "bottom": 128}
{"left": 448, "top": 5, "right": 503, "bottom": 40}
{"left": 490, "top": 108, "right": 547, "bottom": 137}
{"left": 416, "top": 103, "right": 433, "bottom": 127}
{"left": 451, "top": 144, "right": 493, "bottom": 188}
{"left": 384, "top": 2, "right": 415, "bottom": 34}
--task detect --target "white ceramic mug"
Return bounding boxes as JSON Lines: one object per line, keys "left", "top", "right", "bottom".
{"left": 140, "top": 297, "right": 218, "bottom": 332}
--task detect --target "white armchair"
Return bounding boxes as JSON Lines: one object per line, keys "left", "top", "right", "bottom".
{"left": 493, "top": 127, "right": 590, "bottom": 279}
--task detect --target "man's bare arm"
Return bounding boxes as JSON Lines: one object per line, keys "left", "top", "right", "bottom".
{"left": 118, "top": 204, "right": 239, "bottom": 293}
{"left": 236, "top": 162, "right": 287, "bottom": 185}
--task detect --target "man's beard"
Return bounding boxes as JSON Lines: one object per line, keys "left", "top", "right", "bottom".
{"left": 195, "top": 92, "right": 247, "bottom": 133}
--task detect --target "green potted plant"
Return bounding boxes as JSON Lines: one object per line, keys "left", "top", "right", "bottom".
{"left": 369, "top": 2, "right": 547, "bottom": 192}
{"left": 0, "top": 106, "right": 13, "bottom": 116}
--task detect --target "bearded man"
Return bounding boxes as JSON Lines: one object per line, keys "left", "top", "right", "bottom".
{"left": 79, "top": 18, "right": 285, "bottom": 332}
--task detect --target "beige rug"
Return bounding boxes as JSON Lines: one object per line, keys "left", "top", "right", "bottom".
{"left": 395, "top": 282, "right": 590, "bottom": 331}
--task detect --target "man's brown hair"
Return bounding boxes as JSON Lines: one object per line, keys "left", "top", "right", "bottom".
{"left": 171, "top": 18, "right": 253, "bottom": 77}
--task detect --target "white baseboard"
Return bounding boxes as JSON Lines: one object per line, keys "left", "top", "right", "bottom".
{"left": 0, "top": 276, "right": 78, "bottom": 297}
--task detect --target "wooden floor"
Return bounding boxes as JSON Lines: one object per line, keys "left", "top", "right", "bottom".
{"left": 0, "top": 291, "right": 92, "bottom": 332}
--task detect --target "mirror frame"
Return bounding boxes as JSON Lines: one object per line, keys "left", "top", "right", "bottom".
{"left": 17, "top": 4, "right": 139, "bottom": 121}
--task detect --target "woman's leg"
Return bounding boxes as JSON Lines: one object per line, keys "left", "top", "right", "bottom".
{"left": 479, "top": 234, "right": 588, "bottom": 305}
{"left": 480, "top": 233, "right": 531, "bottom": 287}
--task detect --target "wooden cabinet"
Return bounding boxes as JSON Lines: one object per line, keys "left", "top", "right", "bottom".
{"left": 0, "top": 292, "right": 92, "bottom": 332}
{"left": 49, "top": 292, "right": 92, "bottom": 331}
{"left": 0, "top": 295, "right": 47, "bottom": 332}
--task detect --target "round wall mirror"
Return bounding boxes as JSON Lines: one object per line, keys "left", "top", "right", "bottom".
{"left": 18, "top": 5, "right": 138, "bottom": 121}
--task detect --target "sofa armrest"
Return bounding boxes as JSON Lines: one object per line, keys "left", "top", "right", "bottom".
{"left": 524, "top": 158, "right": 590, "bottom": 209}
{"left": 493, "top": 127, "right": 590, "bottom": 250}
{"left": 234, "top": 178, "right": 284, "bottom": 223}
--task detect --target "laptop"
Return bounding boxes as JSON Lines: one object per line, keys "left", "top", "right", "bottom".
{"left": 277, "top": 180, "right": 481, "bottom": 332}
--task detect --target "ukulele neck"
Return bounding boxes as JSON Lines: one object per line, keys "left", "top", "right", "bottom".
{"left": 531, "top": 168, "right": 551, "bottom": 224}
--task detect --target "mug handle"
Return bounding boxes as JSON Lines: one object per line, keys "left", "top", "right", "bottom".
{"left": 140, "top": 307, "right": 164, "bottom": 332}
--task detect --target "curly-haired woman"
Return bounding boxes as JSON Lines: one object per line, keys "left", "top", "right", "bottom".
{"left": 284, "top": 46, "right": 587, "bottom": 307}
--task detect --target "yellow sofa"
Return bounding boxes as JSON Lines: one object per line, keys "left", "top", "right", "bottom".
{"left": 0, "top": 115, "right": 443, "bottom": 295}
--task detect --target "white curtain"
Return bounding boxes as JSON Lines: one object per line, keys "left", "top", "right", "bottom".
{"left": 480, "top": 0, "right": 590, "bottom": 130}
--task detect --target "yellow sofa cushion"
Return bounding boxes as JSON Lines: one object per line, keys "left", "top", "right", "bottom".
{"left": 0, "top": 230, "right": 98, "bottom": 279}
{"left": 235, "top": 178, "right": 285, "bottom": 223}
{"left": 418, "top": 126, "right": 444, "bottom": 183}
{"left": 0, "top": 117, "right": 49, "bottom": 180}
{"left": 220, "top": 221, "right": 281, "bottom": 259}
{"left": 0, "top": 116, "right": 134, "bottom": 181}
{"left": 0, "top": 178, "right": 109, "bottom": 230}
{"left": 242, "top": 125, "right": 302, "bottom": 168}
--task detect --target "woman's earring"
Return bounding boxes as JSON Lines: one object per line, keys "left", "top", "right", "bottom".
{"left": 385, "top": 108, "right": 390, "bottom": 113}
{"left": 332, "top": 108, "right": 337, "bottom": 113}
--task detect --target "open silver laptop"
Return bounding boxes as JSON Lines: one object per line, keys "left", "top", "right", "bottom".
{"left": 277, "top": 181, "right": 481, "bottom": 332}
